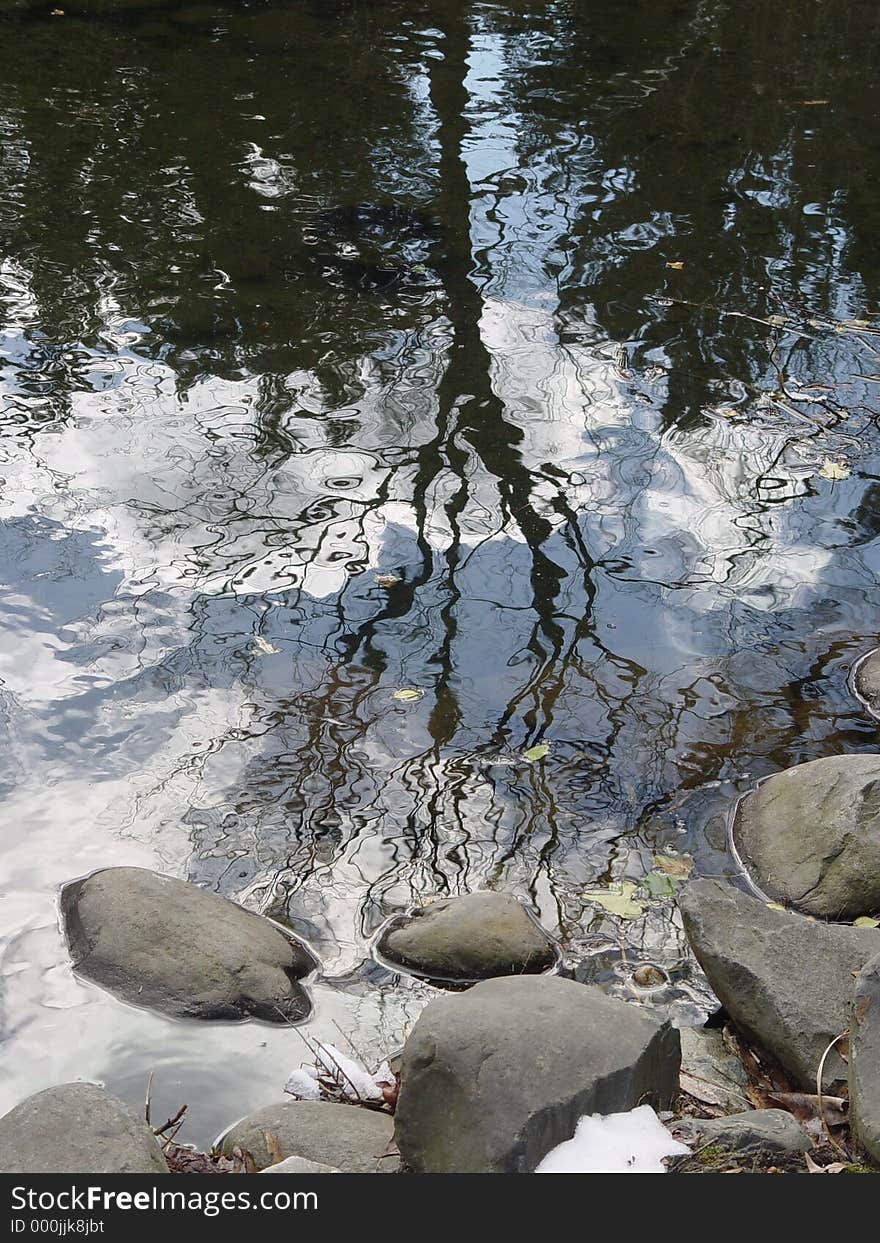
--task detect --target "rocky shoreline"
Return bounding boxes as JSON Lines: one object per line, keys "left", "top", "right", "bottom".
{"left": 3, "top": 654, "right": 880, "bottom": 1174}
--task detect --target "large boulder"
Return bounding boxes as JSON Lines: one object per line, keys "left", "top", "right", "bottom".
{"left": 219, "top": 1101, "right": 395, "bottom": 1173}
{"left": 854, "top": 650, "right": 880, "bottom": 716}
{"left": 0, "top": 1083, "right": 169, "bottom": 1174}
{"left": 849, "top": 953, "right": 880, "bottom": 1166}
{"left": 61, "top": 867, "right": 317, "bottom": 1023}
{"left": 670, "top": 1109, "right": 810, "bottom": 1157}
{"left": 732, "top": 754, "right": 880, "bottom": 919}
{"left": 394, "top": 974, "right": 680, "bottom": 1173}
{"left": 375, "top": 892, "right": 557, "bottom": 982}
{"left": 679, "top": 878, "right": 880, "bottom": 1089}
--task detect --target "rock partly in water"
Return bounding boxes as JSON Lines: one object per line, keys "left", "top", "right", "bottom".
{"left": 671, "top": 1109, "right": 811, "bottom": 1157}
{"left": 733, "top": 754, "right": 880, "bottom": 920}
{"left": 375, "top": 891, "right": 557, "bottom": 982}
{"left": 219, "top": 1101, "right": 395, "bottom": 1173}
{"left": 854, "top": 650, "right": 880, "bottom": 717}
{"left": 260, "top": 1155, "right": 340, "bottom": 1174}
{"left": 0, "top": 1083, "right": 169, "bottom": 1174}
{"left": 849, "top": 952, "right": 880, "bottom": 1166}
{"left": 394, "top": 973, "right": 680, "bottom": 1173}
{"left": 61, "top": 867, "right": 317, "bottom": 1023}
{"left": 679, "top": 878, "right": 880, "bottom": 1089}
{"left": 678, "top": 1026, "right": 751, "bottom": 1113}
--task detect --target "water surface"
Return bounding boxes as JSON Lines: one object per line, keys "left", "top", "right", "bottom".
{"left": 1, "top": 0, "right": 879, "bottom": 1143}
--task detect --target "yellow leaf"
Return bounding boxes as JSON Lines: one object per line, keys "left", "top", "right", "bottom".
{"left": 818, "top": 458, "right": 850, "bottom": 481}
{"left": 853, "top": 916, "right": 880, "bottom": 929}
{"left": 392, "top": 688, "right": 423, "bottom": 701}
{"left": 522, "top": 743, "right": 550, "bottom": 763}
{"left": 666, "top": 261, "right": 685, "bottom": 270}
{"left": 583, "top": 881, "right": 645, "bottom": 920}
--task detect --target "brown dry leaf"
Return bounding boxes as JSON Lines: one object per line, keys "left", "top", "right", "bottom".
{"left": 768, "top": 1091, "right": 848, "bottom": 1127}
{"left": 666, "top": 261, "right": 685, "bottom": 270}
{"left": 652, "top": 853, "right": 693, "bottom": 880}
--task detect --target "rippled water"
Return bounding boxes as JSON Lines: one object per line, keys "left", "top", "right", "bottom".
{"left": 1, "top": 0, "right": 879, "bottom": 1144}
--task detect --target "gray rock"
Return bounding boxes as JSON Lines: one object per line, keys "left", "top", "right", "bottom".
{"left": 219, "top": 1101, "right": 395, "bottom": 1173}
{"left": 849, "top": 952, "right": 880, "bottom": 1166}
{"left": 0, "top": 1083, "right": 169, "bottom": 1174}
{"left": 260, "top": 1155, "right": 340, "bottom": 1174}
{"left": 376, "top": 891, "right": 557, "bottom": 982}
{"left": 679, "top": 1026, "right": 751, "bottom": 1113}
{"left": 61, "top": 867, "right": 317, "bottom": 1023}
{"left": 671, "top": 1109, "right": 811, "bottom": 1156}
{"left": 733, "top": 754, "right": 880, "bottom": 919}
{"left": 394, "top": 974, "right": 680, "bottom": 1173}
{"left": 854, "top": 650, "right": 880, "bottom": 717}
{"left": 680, "top": 878, "right": 880, "bottom": 1089}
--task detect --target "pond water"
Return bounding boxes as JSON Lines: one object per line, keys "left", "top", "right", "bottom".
{"left": 1, "top": 0, "right": 879, "bottom": 1145}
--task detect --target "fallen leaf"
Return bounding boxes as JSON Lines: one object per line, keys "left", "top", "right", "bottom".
{"left": 666, "top": 261, "right": 685, "bottom": 270}
{"left": 853, "top": 916, "right": 880, "bottom": 928}
{"left": 799, "top": 99, "right": 830, "bottom": 106}
{"left": 642, "top": 871, "right": 676, "bottom": 899}
{"left": 766, "top": 902, "right": 786, "bottom": 912}
{"left": 392, "top": 688, "right": 423, "bottom": 701}
{"left": 818, "top": 458, "right": 850, "bottom": 481}
{"left": 768, "top": 1091, "right": 847, "bottom": 1127}
{"left": 376, "top": 574, "right": 402, "bottom": 588}
{"left": 252, "top": 635, "right": 278, "bottom": 654}
{"left": 521, "top": 743, "right": 550, "bottom": 763}
{"left": 582, "top": 881, "right": 645, "bottom": 920}
{"left": 652, "top": 854, "right": 693, "bottom": 881}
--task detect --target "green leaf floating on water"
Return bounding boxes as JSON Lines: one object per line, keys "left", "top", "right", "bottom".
{"left": 392, "top": 688, "right": 423, "bottom": 701}
{"left": 522, "top": 743, "right": 550, "bottom": 763}
{"left": 642, "top": 871, "right": 676, "bottom": 899}
{"left": 853, "top": 916, "right": 880, "bottom": 928}
{"left": 583, "top": 881, "right": 645, "bottom": 920}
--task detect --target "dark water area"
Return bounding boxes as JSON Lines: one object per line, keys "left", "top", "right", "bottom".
{"left": 1, "top": 0, "right": 879, "bottom": 1143}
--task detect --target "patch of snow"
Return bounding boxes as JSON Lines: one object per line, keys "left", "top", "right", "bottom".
{"left": 283, "top": 1067, "right": 322, "bottom": 1101}
{"left": 313, "top": 1043, "right": 385, "bottom": 1102}
{"left": 535, "top": 1105, "right": 691, "bottom": 1173}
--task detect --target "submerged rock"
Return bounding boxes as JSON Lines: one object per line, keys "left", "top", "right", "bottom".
{"left": 733, "top": 754, "right": 880, "bottom": 919}
{"left": 375, "top": 891, "right": 557, "bottom": 982}
{"left": 61, "top": 867, "right": 317, "bottom": 1023}
{"left": 671, "top": 1109, "right": 810, "bottom": 1157}
{"left": 0, "top": 1083, "right": 169, "bottom": 1174}
{"left": 679, "top": 878, "right": 880, "bottom": 1089}
{"left": 219, "top": 1101, "right": 395, "bottom": 1173}
{"left": 854, "top": 650, "right": 880, "bottom": 716}
{"left": 849, "top": 953, "right": 880, "bottom": 1166}
{"left": 394, "top": 974, "right": 680, "bottom": 1173}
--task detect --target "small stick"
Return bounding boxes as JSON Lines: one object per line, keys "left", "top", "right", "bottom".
{"left": 816, "top": 1032, "right": 848, "bottom": 1155}
{"left": 144, "top": 1071, "right": 154, "bottom": 1128}
{"left": 154, "top": 1103, "right": 188, "bottom": 1139}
